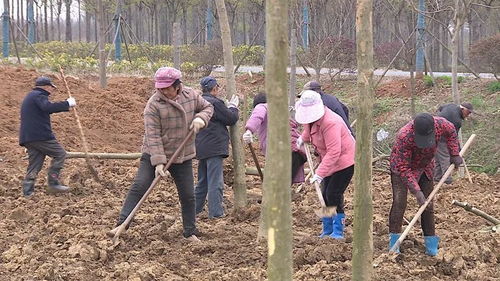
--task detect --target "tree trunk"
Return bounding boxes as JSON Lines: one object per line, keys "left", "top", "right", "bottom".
{"left": 352, "top": 0, "right": 374, "bottom": 280}
{"left": 56, "top": 0, "right": 62, "bottom": 41}
{"left": 173, "top": 22, "right": 181, "bottom": 70}
{"left": 451, "top": 7, "right": 463, "bottom": 103}
{"left": 409, "top": 68, "right": 416, "bottom": 117}
{"left": 43, "top": 0, "right": 49, "bottom": 41}
{"left": 2, "top": 0, "right": 10, "bottom": 58}
{"left": 77, "top": 0, "right": 81, "bottom": 41}
{"left": 65, "top": 0, "right": 72, "bottom": 41}
{"left": 215, "top": 0, "right": 247, "bottom": 209}
{"left": 50, "top": 0, "right": 54, "bottom": 41}
{"left": 289, "top": 29, "right": 297, "bottom": 107}
{"left": 85, "top": 1, "right": 90, "bottom": 42}
{"left": 97, "top": 0, "right": 107, "bottom": 88}
{"left": 265, "top": 0, "right": 292, "bottom": 279}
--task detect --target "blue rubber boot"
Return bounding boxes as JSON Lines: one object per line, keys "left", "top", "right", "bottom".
{"left": 424, "top": 236, "right": 439, "bottom": 256}
{"left": 319, "top": 216, "right": 334, "bottom": 238}
{"left": 329, "top": 213, "right": 345, "bottom": 239}
{"left": 389, "top": 233, "right": 401, "bottom": 253}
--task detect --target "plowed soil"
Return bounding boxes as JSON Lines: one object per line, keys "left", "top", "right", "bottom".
{"left": 0, "top": 66, "right": 498, "bottom": 280}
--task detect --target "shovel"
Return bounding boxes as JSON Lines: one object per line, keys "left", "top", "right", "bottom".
{"left": 107, "top": 130, "right": 195, "bottom": 246}
{"left": 303, "top": 144, "right": 337, "bottom": 218}
{"left": 248, "top": 143, "right": 264, "bottom": 181}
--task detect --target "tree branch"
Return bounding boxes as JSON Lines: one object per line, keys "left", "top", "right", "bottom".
{"left": 452, "top": 200, "right": 500, "bottom": 225}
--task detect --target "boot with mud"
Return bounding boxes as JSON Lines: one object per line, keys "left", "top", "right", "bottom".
{"left": 22, "top": 179, "right": 35, "bottom": 197}
{"left": 47, "top": 169, "right": 70, "bottom": 194}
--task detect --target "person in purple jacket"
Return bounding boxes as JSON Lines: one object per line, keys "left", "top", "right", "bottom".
{"left": 242, "top": 92, "right": 306, "bottom": 183}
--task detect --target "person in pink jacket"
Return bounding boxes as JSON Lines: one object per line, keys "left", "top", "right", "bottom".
{"left": 295, "top": 90, "right": 355, "bottom": 239}
{"left": 242, "top": 92, "right": 306, "bottom": 183}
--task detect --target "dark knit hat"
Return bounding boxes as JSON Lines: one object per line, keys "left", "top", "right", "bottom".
{"left": 413, "top": 113, "right": 436, "bottom": 148}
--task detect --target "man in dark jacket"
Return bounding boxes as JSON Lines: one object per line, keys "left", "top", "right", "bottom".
{"left": 19, "top": 76, "right": 76, "bottom": 196}
{"left": 195, "top": 76, "right": 239, "bottom": 218}
{"left": 434, "top": 102, "right": 473, "bottom": 183}
{"left": 302, "top": 81, "right": 352, "bottom": 133}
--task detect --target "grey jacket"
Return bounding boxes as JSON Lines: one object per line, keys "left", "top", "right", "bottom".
{"left": 437, "top": 103, "right": 464, "bottom": 132}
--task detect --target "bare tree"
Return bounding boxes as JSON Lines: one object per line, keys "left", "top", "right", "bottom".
{"left": 352, "top": 0, "right": 374, "bottom": 279}
{"left": 264, "top": 0, "right": 293, "bottom": 279}
{"left": 65, "top": 0, "right": 72, "bottom": 41}
{"left": 215, "top": 0, "right": 247, "bottom": 209}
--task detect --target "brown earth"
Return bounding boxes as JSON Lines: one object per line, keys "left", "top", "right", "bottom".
{"left": 0, "top": 65, "right": 499, "bottom": 280}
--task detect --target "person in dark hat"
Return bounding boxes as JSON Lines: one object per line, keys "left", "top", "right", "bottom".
{"left": 388, "top": 113, "right": 462, "bottom": 256}
{"left": 194, "top": 76, "right": 239, "bottom": 218}
{"left": 302, "top": 80, "right": 352, "bottom": 133}
{"left": 434, "top": 102, "right": 474, "bottom": 183}
{"left": 19, "top": 76, "right": 76, "bottom": 197}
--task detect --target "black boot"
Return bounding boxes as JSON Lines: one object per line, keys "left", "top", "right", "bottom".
{"left": 47, "top": 170, "right": 70, "bottom": 194}
{"left": 22, "top": 180, "right": 35, "bottom": 197}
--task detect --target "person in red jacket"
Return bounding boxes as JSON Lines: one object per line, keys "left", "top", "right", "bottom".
{"left": 389, "top": 113, "right": 462, "bottom": 256}
{"left": 295, "top": 90, "right": 355, "bottom": 239}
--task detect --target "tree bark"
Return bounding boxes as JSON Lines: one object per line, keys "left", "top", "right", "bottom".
{"left": 289, "top": 29, "right": 297, "bottom": 107}
{"left": 97, "top": 0, "right": 107, "bottom": 88}
{"left": 215, "top": 0, "right": 247, "bottom": 209}
{"left": 173, "top": 22, "right": 181, "bottom": 70}
{"left": 65, "top": 0, "right": 72, "bottom": 41}
{"left": 352, "top": 0, "right": 374, "bottom": 280}
{"left": 264, "top": 0, "right": 293, "bottom": 279}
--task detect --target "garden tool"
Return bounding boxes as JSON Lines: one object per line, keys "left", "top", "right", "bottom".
{"left": 304, "top": 144, "right": 336, "bottom": 218}
{"left": 248, "top": 143, "right": 263, "bottom": 181}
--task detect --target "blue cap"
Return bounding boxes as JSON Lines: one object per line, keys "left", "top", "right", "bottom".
{"left": 35, "top": 76, "right": 57, "bottom": 88}
{"left": 200, "top": 76, "right": 217, "bottom": 92}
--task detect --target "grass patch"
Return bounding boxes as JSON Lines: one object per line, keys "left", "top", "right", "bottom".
{"left": 487, "top": 81, "right": 500, "bottom": 93}
{"left": 423, "top": 75, "right": 434, "bottom": 87}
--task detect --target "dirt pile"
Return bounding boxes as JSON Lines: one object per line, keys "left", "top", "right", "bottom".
{"left": 0, "top": 66, "right": 498, "bottom": 280}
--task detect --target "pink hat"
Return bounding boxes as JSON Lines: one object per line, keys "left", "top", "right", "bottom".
{"left": 154, "top": 67, "right": 182, "bottom": 89}
{"left": 295, "top": 90, "right": 325, "bottom": 124}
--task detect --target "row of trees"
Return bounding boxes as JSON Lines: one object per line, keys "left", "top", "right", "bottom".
{"left": 2, "top": 0, "right": 499, "bottom": 72}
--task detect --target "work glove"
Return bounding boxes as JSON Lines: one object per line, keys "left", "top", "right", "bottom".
{"left": 415, "top": 191, "right": 427, "bottom": 206}
{"left": 228, "top": 95, "right": 239, "bottom": 108}
{"left": 450, "top": 155, "right": 463, "bottom": 167}
{"left": 189, "top": 117, "right": 206, "bottom": 133}
{"left": 242, "top": 130, "right": 253, "bottom": 144}
{"left": 67, "top": 97, "right": 76, "bottom": 107}
{"left": 155, "top": 164, "right": 170, "bottom": 178}
{"left": 296, "top": 136, "right": 304, "bottom": 150}
{"left": 310, "top": 174, "right": 323, "bottom": 185}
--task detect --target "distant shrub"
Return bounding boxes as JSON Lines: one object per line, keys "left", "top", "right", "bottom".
{"left": 423, "top": 75, "right": 434, "bottom": 87}
{"left": 437, "top": 76, "right": 451, "bottom": 85}
{"left": 470, "top": 33, "right": 500, "bottom": 77}
{"left": 488, "top": 81, "right": 500, "bottom": 93}
{"left": 374, "top": 41, "right": 405, "bottom": 69}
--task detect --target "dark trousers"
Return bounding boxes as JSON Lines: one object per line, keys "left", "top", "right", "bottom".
{"left": 291, "top": 151, "right": 307, "bottom": 181}
{"left": 322, "top": 165, "right": 354, "bottom": 214}
{"left": 119, "top": 153, "right": 197, "bottom": 238}
{"left": 389, "top": 173, "right": 435, "bottom": 236}
{"left": 23, "top": 139, "right": 66, "bottom": 181}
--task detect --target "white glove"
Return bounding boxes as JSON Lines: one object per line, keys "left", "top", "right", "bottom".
{"left": 189, "top": 117, "right": 206, "bottom": 133}
{"left": 242, "top": 129, "right": 253, "bottom": 144}
{"left": 155, "top": 164, "right": 170, "bottom": 178}
{"left": 296, "top": 136, "right": 304, "bottom": 150}
{"left": 310, "top": 174, "right": 323, "bottom": 184}
{"left": 67, "top": 97, "right": 76, "bottom": 107}
{"left": 228, "top": 94, "right": 239, "bottom": 108}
